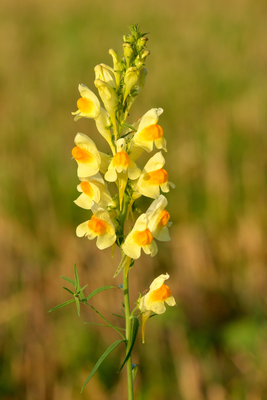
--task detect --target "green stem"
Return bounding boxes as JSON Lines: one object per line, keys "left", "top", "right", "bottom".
{"left": 123, "top": 258, "right": 134, "bottom": 400}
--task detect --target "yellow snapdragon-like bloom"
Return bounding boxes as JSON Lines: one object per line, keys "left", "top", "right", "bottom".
{"left": 130, "top": 108, "right": 166, "bottom": 154}
{"left": 122, "top": 214, "right": 158, "bottom": 259}
{"left": 146, "top": 195, "right": 172, "bottom": 241}
{"left": 72, "top": 133, "right": 102, "bottom": 178}
{"left": 76, "top": 203, "right": 116, "bottom": 250}
{"left": 105, "top": 138, "right": 141, "bottom": 210}
{"left": 134, "top": 151, "right": 175, "bottom": 199}
{"left": 72, "top": 84, "right": 101, "bottom": 121}
{"left": 138, "top": 273, "right": 176, "bottom": 343}
{"left": 74, "top": 173, "right": 114, "bottom": 210}
{"left": 105, "top": 138, "right": 141, "bottom": 182}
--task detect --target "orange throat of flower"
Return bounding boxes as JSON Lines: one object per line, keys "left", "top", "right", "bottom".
{"left": 113, "top": 151, "right": 130, "bottom": 168}
{"left": 147, "top": 168, "right": 168, "bottom": 185}
{"left": 77, "top": 97, "right": 96, "bottom": 114}
{"left": 139, "top": 124, "right": 163, "bottom": 142}
{"left": 72, "top": 146, "right": 94, "bottom": 163}
{"left": 158, "top": 209, "right": 170, "bottom": 227}
{"left": 80, "top": 181, "right": 94, "bottom": 197}
{"left": 88, "top": 216, "right": 108, "bottom": 236}
{"left": 132, "top": 228, "right": 153, "bottom": 246}
{"left": 139, "top": 124, "right": 163, "bottom": 141}
{"left": 149, "top": 284, "right": 172, "bottom": 302}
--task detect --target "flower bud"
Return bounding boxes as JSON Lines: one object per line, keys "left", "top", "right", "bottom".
{"left": 94, "top": 64, "right": 116, "bottom": 89}
{"left": 95, "top": 108, "right": 115, "bottom": 154}
{"left": 94, "top": 79, "right": 118, "bottom": 134}
{"left": 109, "top": 49, "right": 123, "bottom": 87}
{"left": 136, "top": 36, "right": 148, "bottom": 52}
{"left": 124, "top": 68, "right": 147, "bottom": 115}
{"left": 123, "top": 43, "right": 134, "bottom": 68}
{"left": 123, "top": 67, "right": 139, "bottom": 103}
{"left": 135, "top": 50, "right": 150, "bottom": 68}
{"left": 94, "top": 79, "right": 118, "bottom": 110}
{"left": 123, "top": 34, "right": 134, "bottom": 44}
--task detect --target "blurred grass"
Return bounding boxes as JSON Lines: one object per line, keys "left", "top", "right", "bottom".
{"left": 1, "top": 0, "right": 267, "bottom": 399}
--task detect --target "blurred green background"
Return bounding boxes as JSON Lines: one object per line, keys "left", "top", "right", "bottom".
{"left": 1, "top": 0, "right": 267, "bottom": 399}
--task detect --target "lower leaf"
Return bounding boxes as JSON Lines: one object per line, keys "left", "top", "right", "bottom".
{"left": 81, "top": 339, "right": 125, "bottom": 392}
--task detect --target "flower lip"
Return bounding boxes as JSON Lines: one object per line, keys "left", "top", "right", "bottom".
{"left": 158, "top": 209, "right": 170, "bottom": 227}
{"left": 149, "top": 284, "right": 171, "bottom": 302}
{"left": 77, "top": 97, "right": 95, "bottom": 114}
{"left": 72, "top": 146, "right": 93, "bottom": 163}
{"left": 139, "top": 124, "right": 163, "bottom": 141}
{"left": 113, "top": 151, "right": 130, "bottom": 168}
{"left": 147, "top": 168, "right": 168, "bottom": 184}
{"left": 80, "top": 181, "right": 94, "bottom": 197}
{"left": 132, "top": 228, "right": 153, "bottom": 246}
{"left": 88, "top": 215, "right": 108, "bottom": 235}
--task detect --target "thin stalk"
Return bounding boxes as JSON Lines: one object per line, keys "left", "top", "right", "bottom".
{"left": 123, "top": 258, "right": 134, "bottom": 400}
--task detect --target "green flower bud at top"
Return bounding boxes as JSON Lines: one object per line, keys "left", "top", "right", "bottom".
{"left": 94, "top": 64, "right": 116, "bottom": 89}
{"left": 140, "top": 49, "right": 150, "bottom": 60}
{"left": 124, "top": 67, "right": 147, "bottom": 116}
{"left": 123, "top": 43, "right": 134, "bottom": 68}
{"left": 134, "top": 50, "right": 150, "bottom": 68}
{"left": 109, "top": 49, "right": 123, "bottom": 87}
{"left": 123, "top": 67, "right": 139, "bottom": 104}
{"left": 123, "top": 34, "right": 134, "bottom": 44}
{"left": 136, "top": 36, "right": 148, "bottom": 52}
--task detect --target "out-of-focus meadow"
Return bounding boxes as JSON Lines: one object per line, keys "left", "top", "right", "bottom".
{"left": 1, "top": 0, "right": 267, "bottom": 398}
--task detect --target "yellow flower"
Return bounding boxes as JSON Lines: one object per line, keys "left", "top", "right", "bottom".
{"left": 105, "top": 138, "right": 141, "bottom": 182}
{"left": 72, "top": 84, "right": 101, "bottom": 121}
{"left": 138, "top": 273, "right": 176, "bottom": 343}
{"left": 134, "top": 151, "right": 175, "bottom": 199}
{"left": 74, "top": 173, "right": 114, "bottom": 210}
{"left": 76, "top": 204, "right": 116, "bottom": 250}
{"left": 105, "top": 138, "right": 141, "bottom": 210}
{"left": 146, "top": 195, "right": 172, "bottom": 241}
{"left": 122, "top": 214, "right": 158, "bottom": 259}
{"left": 71, "top": 133, "right": 102, "bottom": 178}
{"left": 130, "top": 108, "right": 166, "bottom": 154}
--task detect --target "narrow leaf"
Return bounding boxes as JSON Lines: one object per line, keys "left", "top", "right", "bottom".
{"left": 61, "top": 276, "right": 75, "bottom": 286}
{"left": 118, "top": 316, "right": 139, "bottom": 372}
{"left": 84, "top": 322, "right": 125, "bottom": 330}
{"left": 81, "top": 339, "right": 125, "bottom": 392}
{"left": 86, "top": 286, "right": 115, "bottom": 301}
{"left": 74, "top": 264, "right": 79, "bottom": 292}
{"left": 122, "top": 122, "right": 137, "bottom": 131}
{"left": 113, "top": 253, "right": 127, "bottom": 278}
{"left": 48, "top": 299, "right": 75, "bottom": 313}
{"left": 78, "top": 284, "right": 88, "bottom": 300}
{"left": 62, "top": 287, "right": 74, "bottom": 295}
{"left": 112, "top": 313, "right": 125, "bottom": 320}
{"left": 75, "top": 297, "right": 81, "bottom": 316}
{"left": 132, "top": 364, "right": 139, "bottom": 381}
{"left": 84, "top": 303, "right": 125, "bottom": 339}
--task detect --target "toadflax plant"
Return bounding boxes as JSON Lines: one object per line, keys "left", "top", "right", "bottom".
{"left": 49, "top": 24, "right": 176, "bottom": 399}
